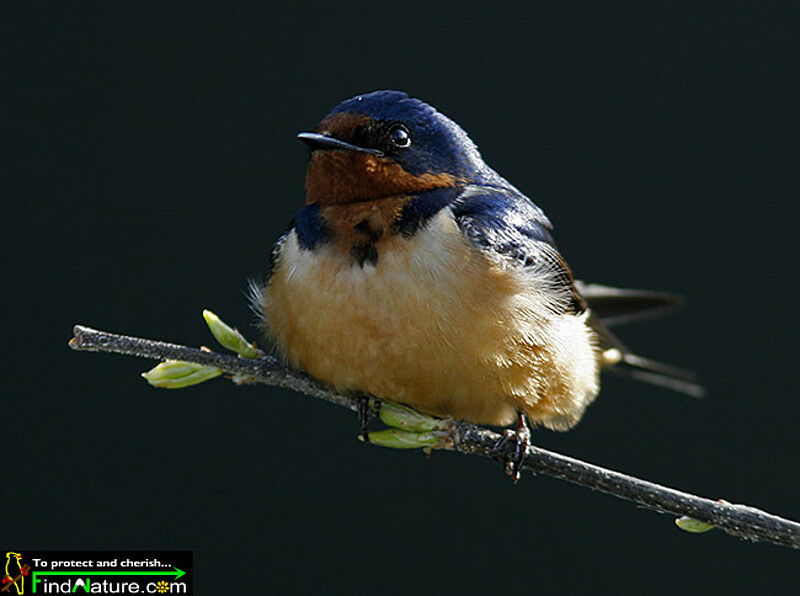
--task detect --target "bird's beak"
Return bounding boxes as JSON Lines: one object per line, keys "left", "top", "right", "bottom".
{"left": 297, "top": 132, "right": 384, "bottom": 157}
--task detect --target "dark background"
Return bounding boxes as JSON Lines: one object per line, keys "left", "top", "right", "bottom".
{"left": 9, "top": 3, "right": 800, "bottom": 594}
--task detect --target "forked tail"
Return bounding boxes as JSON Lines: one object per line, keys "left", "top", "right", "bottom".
{"left": 579, "top": 281, "right": 706, "bottom": 399}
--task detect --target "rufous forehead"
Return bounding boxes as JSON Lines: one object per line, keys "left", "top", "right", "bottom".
{"left": 316, "top": 112, "right": 373, "bottom": 138}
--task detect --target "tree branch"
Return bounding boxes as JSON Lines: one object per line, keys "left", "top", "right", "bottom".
{"left": 69, "top": 324, "right": 800, "bottom": 550}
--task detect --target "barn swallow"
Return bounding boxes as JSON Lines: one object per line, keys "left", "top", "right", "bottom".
{"left": 253, "top": 90, "right": 702, "bottom": 477}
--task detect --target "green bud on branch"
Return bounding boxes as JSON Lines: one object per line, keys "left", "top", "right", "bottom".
{"left": 359, "top": 428, "right": 447, "bottom": 449}
{"left": 675, "top": 516, "right": 716, "bottom": 533}
{"left": 202, "top": 309, "right": 261, "bottom": 358}
{"left": 141, "top": 360, "right": 222, "bottom": 388}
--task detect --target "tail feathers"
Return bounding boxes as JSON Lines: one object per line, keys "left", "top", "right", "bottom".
{"left": 577, "top": 281, "right": 683, "bottom": 327}
{"left": 606, "top": 353, "right": 706, "bottom": 399}
{"left": 581, "top": 281, "right": 705, "bottom": 398}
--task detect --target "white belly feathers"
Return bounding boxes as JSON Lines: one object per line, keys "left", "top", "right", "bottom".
{"left": 259, "top": 209, "right": 600, "bottom": 429}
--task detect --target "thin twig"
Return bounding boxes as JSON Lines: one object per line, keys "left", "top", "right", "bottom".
{"left": 69, "top": 324, "right": 800, "bottom": 550}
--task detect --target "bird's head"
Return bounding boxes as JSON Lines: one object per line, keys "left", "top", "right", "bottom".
{"left": 299, "top": 90, "right": 486, "bottom": 205}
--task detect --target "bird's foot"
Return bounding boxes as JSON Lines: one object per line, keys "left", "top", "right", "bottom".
{"left": 355, "top": 394, "right": 376, "bottom": 440}
{"left": 495, "top": 412, "right": 531, "bottom": 483}
{"left": 358, "top": 399, "right": 452, "bottom": 450}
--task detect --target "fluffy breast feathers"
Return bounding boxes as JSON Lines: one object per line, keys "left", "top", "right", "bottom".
{"left": 257, "top": 208, "right": 601, "bottom": 430}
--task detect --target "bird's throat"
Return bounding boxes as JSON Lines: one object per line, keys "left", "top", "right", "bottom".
{"left": 305, "top": 151, "right": 457, "bottom": 205}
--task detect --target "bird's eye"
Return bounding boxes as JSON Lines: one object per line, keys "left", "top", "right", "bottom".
{"left": 388, "top": 125, "right": 411, "bottom": 148}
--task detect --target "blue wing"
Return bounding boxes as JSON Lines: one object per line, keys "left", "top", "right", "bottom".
{"left": 450, "top": 185, "right": 586, "bottom": 315}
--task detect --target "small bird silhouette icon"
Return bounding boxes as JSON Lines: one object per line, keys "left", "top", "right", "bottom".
{"left": 2, "top": 553, "right": 26, "bottom": 596}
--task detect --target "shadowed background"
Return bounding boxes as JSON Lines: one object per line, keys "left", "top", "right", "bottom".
{"left": 9, "top": 3, "right": 800, "bottom": 593}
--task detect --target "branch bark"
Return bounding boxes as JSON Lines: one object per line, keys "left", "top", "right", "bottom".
{"left": 69, "top": 324, "right": 800, "bottom": 550}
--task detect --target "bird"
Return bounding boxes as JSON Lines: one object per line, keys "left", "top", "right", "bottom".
{"left": 252, "top": 90, "right": 702, "bottom": 477}
{"left": 3, "top": 552, "right": 25, "bottom": 595}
